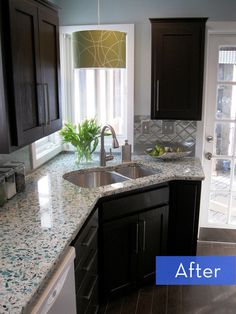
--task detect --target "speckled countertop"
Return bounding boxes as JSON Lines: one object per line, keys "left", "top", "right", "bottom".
{"left": 0, "top": 152, "right": 204, "bottom": 314}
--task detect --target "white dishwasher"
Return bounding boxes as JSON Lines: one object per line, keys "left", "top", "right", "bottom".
{"left": 31, "top": 246, "right": 76, "bottom": 314}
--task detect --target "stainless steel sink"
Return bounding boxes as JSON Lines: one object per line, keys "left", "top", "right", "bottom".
{"left": 115, "top": 164, "right": 160, "bottom": 179}
{"left": 63, "top": 170, "right": 129, "bottom": 188}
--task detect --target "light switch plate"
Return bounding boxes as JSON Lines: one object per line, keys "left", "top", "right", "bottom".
{"left": 162, "top": 121, "right": 175, "bottom": 135}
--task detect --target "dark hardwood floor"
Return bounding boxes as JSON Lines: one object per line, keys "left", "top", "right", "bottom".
{"left": 99, "top": 241, "right": 236, "bottom": 314}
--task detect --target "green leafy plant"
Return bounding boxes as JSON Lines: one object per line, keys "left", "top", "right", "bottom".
{"left": 60, "top": 119, "right": 101, "bottom": 163}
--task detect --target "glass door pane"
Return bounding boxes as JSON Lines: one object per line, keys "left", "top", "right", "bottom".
{"left": 208, "top": 44, "right": 236, "bottom": 226}
{"left": 218, "top": 47, "right": 236, "bottom": 82}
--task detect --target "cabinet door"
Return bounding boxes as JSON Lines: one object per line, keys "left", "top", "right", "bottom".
{"left": 100, "top": 215, "right": 138, "bottom": 301}
{"left": 137, "top": 206, "right": 169, "bottom": 284}
{"left": 168, "top": 181, "right": 201, "bottom": 256}
{"left": 38, "top": 8, "right": 62, "bottom": 136}
{"left": 8, "top": 0, "right": 44, "bottom": 146}
{"left": 151, "top": 19, "right": 206, "bottom": 120}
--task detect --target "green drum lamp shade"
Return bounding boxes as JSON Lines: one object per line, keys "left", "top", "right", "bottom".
{"left": 72, "top": 30, "right": 126, "bottom": 68}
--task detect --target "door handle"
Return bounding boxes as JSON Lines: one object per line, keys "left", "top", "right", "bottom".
{"left": 205, "top": 152, "right": 212, "bottom": 160}
{"left": 206, "top": 135, "right": 214, "bottom": 143}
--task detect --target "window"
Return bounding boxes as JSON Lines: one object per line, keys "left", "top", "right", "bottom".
{"left": 60, "top": 24, "right": 134, "bottom": 150}
{"left": 31, "top": 132, "right": 62, "bottom": 169}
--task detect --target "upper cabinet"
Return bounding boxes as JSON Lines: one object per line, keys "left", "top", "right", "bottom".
{"left": 0, "top": 0, "right": 61, "bottom": 153}
{"left": 150, "top": 18, "right": 207, "bottom": 121}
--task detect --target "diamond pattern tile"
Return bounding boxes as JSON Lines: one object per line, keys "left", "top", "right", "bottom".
{"left": 134, "top": 115, "right": 197, "bottom": 154}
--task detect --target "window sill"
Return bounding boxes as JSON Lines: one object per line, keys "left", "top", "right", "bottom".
{"left": 31, "top": 142, "right": 62, "bottom": 169}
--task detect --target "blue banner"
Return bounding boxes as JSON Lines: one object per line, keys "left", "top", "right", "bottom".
{"left": 156, "top": 256, "right": 236, "bottom": 285}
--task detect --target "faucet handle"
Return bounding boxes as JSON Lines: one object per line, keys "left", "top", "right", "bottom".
{"left": 105, "top": 148, "right": 114, "bottom": 161}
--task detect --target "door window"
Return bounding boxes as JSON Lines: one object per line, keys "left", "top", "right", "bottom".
{"left": 202, "top": 34, "right": 236, "bottom": 228}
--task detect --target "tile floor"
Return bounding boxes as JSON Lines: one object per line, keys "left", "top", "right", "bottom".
{"left": 99, "top": 241, "right": 236, "bottom": 314}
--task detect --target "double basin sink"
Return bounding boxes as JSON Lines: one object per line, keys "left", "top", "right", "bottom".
{"left": 63, "top": 163, "right": 160, "bottom": 188}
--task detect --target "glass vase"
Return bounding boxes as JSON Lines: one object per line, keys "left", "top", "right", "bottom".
{"left": 75, "top": 146, "right": 92, "bottom": 164}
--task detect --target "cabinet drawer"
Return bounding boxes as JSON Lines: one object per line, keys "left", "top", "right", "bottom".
{"left": 101, "top": 186, "right": 169, "bottom": 221}
{"left": 72, "top": 210, "right": 98, "bottom": 267}
{"left": 86, "top": 305, "right": 99, "bottom": 314}
{"left": 75, "top": 249, "right": 97, "bottom": 292}
{"left": 76, "top": 275, "right": 98, "bottom": 314}
{"left": 74, "top": 226, "right": 97, "bottom": 268}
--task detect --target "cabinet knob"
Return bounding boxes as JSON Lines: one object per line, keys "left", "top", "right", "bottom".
{"left": 205, "top": 152, "right": 212, "bottom": 160}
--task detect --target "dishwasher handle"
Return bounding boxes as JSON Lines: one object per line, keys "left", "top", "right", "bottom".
{"left": 46, "top": 264, "right": 70, "bottom": 308}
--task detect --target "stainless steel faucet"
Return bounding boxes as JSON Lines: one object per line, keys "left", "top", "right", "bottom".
{"left": 100, "top": 124, "right": 119, "bottom": 166}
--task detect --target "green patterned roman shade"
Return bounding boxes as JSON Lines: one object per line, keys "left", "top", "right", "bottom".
{"left": 72, "top": 30, "right": 126, "bottom": 68}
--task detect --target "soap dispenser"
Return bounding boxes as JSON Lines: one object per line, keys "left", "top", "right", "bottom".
{"left": 122, "top": 140, "right": 131, "bottom": 162}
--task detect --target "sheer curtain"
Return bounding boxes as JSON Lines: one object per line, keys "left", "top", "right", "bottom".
{"left": 74, "top": 68, "right": 127, "bottom": 137}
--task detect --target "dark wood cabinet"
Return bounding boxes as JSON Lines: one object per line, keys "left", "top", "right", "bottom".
{"left": 0, "top": 0, "right": 61, "bottom": 153}
{"left": 99, "top": 185, "right": 169, "bottom": 301}
{"left": 71, "top": 179, "right": 202, "bottom": 308}
{"left": 137, "top": 206, "right": 168, "bottom": 284}
{"left": 100, "top": 215, "right": 137, "bottom": 299}
{"left": 71, "top": 209, "right": 99, "bottom": 314}
{"left": 38, "top": 7, "right": 61, "bottom": 136}
{"left": 150, "top": 18, "right": 207, "bottom": 120}
{"left": 168, "top": 180, "right": 202, "bottom": 256}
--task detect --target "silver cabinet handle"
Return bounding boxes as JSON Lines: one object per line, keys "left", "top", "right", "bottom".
{"left": 81, "top": 226, "right": 97, "bottom": 247}
{"left": 135, "top": 223, "right": 139, "bottom": 254}
{"left": 156, "top": 80, "right": 159, "bottom": 112}
{"left": 141, "top": 220, "right": 146, "bottom": 252}
{"left": 82, "top": 250, "right": 97, "bottom": 272}
{"left": 36, "top": 83, "right": 45, "bottom": 126}
{"left": 82, "top": 276, "right": 97, "bottom": 300}
{"left": 43, "top": 83, "right": 50, "bottom": 125}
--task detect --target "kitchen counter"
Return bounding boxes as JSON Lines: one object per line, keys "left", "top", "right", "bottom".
{"left": 0, "top": 152, "right": 204, "bottom": 314}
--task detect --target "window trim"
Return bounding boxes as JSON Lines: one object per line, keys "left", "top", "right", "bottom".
{"left": 30, "top": 133, "right": 62, "bottom": 169}
{"left": 60, "top": 24, "right": 134, "bottom": 149}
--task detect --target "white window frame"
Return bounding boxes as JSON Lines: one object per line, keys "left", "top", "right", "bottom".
{"left": 30, "top": 133, "right": 62, "bottom": 169}
{"left": 60, "top": 24, "right": 134, "bottom": 150}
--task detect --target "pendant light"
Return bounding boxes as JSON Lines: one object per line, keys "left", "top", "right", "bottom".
{"left": 72, "top": 0, "right": 126, "bottom": 68}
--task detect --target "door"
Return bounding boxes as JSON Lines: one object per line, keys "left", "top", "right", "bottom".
{"left": 100, "top": 215, "right": 137, "bottom": 301}
{"left": 9, "top": 0, "right": 44, "bottom": 146}
{"left": 202, "top": 34, "right": 236, "bottom": 228}
{"left": 137, "top": 206, "right": 168, "bottom": 284}
{"left": 38, "top": 8, "right": 62, "bottom": 136}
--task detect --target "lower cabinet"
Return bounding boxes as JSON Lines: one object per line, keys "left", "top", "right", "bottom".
{"left": 168, "top": 180, "right": 202, "bottom": 256}
{"left": 137, "top": 206, "right": 168, "bottom": 283}
{"left": 98, "top": 184, "right": 169, "bottom": 302}
{"left": 70, "top": 180, "right": 202, "bottom": 310}
{"left": 71, "top": 209, "right": 99, "bottom": 314}
{"left": 100, "top": 215, "right": 137, "bottom": 298}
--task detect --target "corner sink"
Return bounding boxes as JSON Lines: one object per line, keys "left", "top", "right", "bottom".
{"left": 114, "top": 164, "right": 160, "bottom": 179}
{"left": 63, "top": 170, "right": 129, "bottom": 188}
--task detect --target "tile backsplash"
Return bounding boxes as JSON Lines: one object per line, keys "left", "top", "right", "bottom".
{"left": 134, "top": 115, "right": 197, "bottom": 155}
